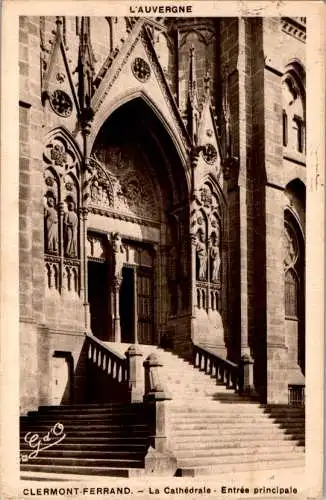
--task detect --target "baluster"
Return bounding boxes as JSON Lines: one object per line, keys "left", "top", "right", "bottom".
{"left": 98, "top": 351, "right": 101, "bottom": 367}
{"left": 204, "top": 354, "right": 208, "bottom": 373}
{"left": 112, "top": 360, "right": 117, "bottom": 379}
{"left": 107, "top": 356, "right": 112, "bottom": 374}
{"left": 102, "top": 354, "right": 106, "bottom": 371}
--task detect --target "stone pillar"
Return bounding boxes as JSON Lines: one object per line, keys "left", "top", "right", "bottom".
{"left": 133, "top": 268, "right": 138, "bottom": 344}
{"left": 112, "top": 277, "right": 122, "bottom": 342}
{"left": 240, "top": 353, "right": 255, "bottom": 394}
{"left": 80, "top": 207, "right": 90, "bottom": 331}
{"left": 190, "top": 233, "right": 197, "bottom": 318}
{"left": 125, "top": 345, "right": 143, "bottom": 402}
{"left": 58, "top": 202, "right": 65, "bottom": 292}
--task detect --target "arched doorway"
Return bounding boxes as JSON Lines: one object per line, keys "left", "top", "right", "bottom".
{"left": 86, "top": 98, "right": 190, "bottom": 347}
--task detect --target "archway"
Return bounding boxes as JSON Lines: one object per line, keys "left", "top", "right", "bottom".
{"left": 87, "top": 98, "right": 190, "bottom": 347}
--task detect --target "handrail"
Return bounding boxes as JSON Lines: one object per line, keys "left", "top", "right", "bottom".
{"left": 193, "top": 343, "right": 241, "bottom": 392}
{"left": 85, "top": 333, "right": 128, "bottom": 383}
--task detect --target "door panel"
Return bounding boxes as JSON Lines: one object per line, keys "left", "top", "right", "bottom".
{"left": 137, "top": 268, "right": 153, "bottom": 345}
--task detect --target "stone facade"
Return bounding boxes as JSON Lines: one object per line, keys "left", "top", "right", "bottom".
{"left": 19, "top": 16, "right": 306, "bottom": 413}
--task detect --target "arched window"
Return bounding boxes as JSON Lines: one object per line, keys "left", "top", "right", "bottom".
{"left": 285, "top": 268, "right": 298, "bottom": 318}
{"left": 282, "top": 65, "right": 305, "bottom": 156}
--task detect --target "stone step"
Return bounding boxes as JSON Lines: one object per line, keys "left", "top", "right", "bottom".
{"left": 20, "top": 464, "right": 140, "bottom": 477}
{"left": 177, "top": 452, "right": 305, "bottom": 467}
{"left": 177, "top": 458, "right": 305, "bottom": 476}
{"left": 171, "top": 438, "right": 301, "bottom": 450}
{"left": 168, "top": 421, "right": 283, "bottom": 431}
{"left": 20, "top": 449, "right": 145, "bottom": 459}
{"left": 168, "top": 427, "right": 288, "bottom": 438}
{"left": 172, "top": 445, "right": 304, "bottom": 459}
{"left": 167, "top": 415, "right": 280, "bottom": 424}
{"left": 21, "top": 443, "right": 147, "bottom": 452}
{"left": 21, "top": 423, "right": 148, "bottom": 431}
{"left": 21, "top": 429, "right": 149, "bottom": 438}
{"left": 20, "top": 436, "right": 149, "bottom": 445}
{"left": 20, "top": 456, "right": 144, "bottom": 468}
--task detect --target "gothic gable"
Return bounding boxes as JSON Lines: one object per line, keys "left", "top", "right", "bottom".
{"left": 90, "top": 21, "right": 190, "bottom": 163}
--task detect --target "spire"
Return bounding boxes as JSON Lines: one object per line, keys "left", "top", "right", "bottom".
{"left": 222, "top": 75, "right": 232, "bottom": 157}
{"left": 77, "top": 17, "right": 95, "bottom": 122}
{"left": 187, "top": 45, "right": 199, "bottom": 145}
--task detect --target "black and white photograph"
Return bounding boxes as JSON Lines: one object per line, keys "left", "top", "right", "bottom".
{"left": 1, "top": 2, "right": 324, "bottom": 499}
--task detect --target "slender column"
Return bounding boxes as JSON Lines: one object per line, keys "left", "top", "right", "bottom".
{"left": 113, "top": 277, "right": 122, "bottom": 342}
{"left": 80, "top": 207, "right": 90, "bottom": 330}
{"left": 190, "top": 233, "right": 197, "bottom": 317}
{"left": 133, "top": 267, "right": 138, "bottom": 344}
{"left": 58, "top": 202, "right": 65, "bottom": 292}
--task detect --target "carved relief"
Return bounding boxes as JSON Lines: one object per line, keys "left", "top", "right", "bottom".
{"left": 196, "top": 228, "right": 208, "bottom": 281}
{"left": 210, "top": 230, "right": 221, "bottom": 283}
{"left": 132, "top": 57, "right": 151, "bottom": 82}
{"left": 63, "top": 200, "right": 78, "bottom": 258}
{"left": 111, "top": 233, "right": 126, "bottom": 279}
{"left": 283, "top": 224, "right": 298, "bottom": 270}
{"left": 43, "top": 132, "right": 81, "bottom": 294}
{"left": 91, "top": 146, "right": 159, "bottom": 221}
{"left": 44, "top": 192, "right": 59, "bottom": 254}
{"left": 87, "top": 234, "right": 107, "bottom": 261}
{"left": 202, "top": 143, "right": 217, "bottom": 165}
{"left": 49, "top": 89, "right": 73, "bottom": 117}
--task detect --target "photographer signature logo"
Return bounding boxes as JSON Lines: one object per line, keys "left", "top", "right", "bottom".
{"left": 20, "top": 422, "right": 66, "bottom": 463}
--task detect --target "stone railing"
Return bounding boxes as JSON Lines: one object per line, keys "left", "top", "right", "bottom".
{"left": 288, "top": 384, "right": 305, "bottom": 406}
{"left": 193, "top": 344, "right": 240, "bottom": 392}
{"left": 85, "top": 333, "right": 129, "bottom": 402}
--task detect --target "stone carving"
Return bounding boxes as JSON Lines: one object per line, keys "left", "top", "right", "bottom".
{"left": 49, "top": 89, "right": 73, "bottom": 117}
{"left": 283, "top": 225, "right": 298, "bottom": 270}
{"left": 210, "top": 231, "right": 221, "bottom": 283}
{"left": 50, "top": 143, "right": 67, "bottom": 167}
{"left": 92, "top": 147, "right": 158, "bottom": 221}
{"left": 44, "top": 193, "right": 59, "bottom": 254}
{"left": 112, "top": 233, "right": 125, "bottom": 279}
{"left": 132, "top": 57, "right": 151, "bottom": 82}
{"left": 200, "top": 185, "right": 213, "bottom": 208}
{"left": 64, "top": 200, "right": 78, "bottom": 258}
{"left": 196, "top": 230, "right": 207, "bottom": 281}
{"left": 202, "top": 143, "right": 217, "bottom": 165}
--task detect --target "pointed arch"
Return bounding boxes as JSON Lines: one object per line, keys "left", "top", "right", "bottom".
{"left": 89, "top": 89, "right": 189, "bottom": 178}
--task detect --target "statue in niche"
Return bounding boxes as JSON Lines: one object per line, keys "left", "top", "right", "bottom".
{"left": 196, "top": 230, "right": 207, "bottom": 281}
{"left": 64, "top": 200, "right": 78, "bottom": 258}
{"left": 44, "top": 193, "right": 59, "bottom": 254}
{"left": 112, "top": 233, "right": 125, "bottom": 279}
{"left": 210, "top": 231, "right": 221, "bottom": 283}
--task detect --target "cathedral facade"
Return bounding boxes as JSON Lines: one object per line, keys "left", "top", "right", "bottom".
{"left": 19, "top": 16, "right": 306, "bottom": 414}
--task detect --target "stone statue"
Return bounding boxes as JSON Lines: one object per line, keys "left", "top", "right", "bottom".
{"left": 64, "top": 200, "right": 78, "bottom": 257}
{"left": 210, "top": 232, "right": 221, "bottom": 283}
{"left": 196, "top": 231, "right": 207, "bottom": 281}
{"left": 112, "top": 233, "right": 125, "bottom": 278}
{"left": 44, "top": 193, "right": 58, "bottom": 253}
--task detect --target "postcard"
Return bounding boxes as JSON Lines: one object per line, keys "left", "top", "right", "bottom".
{"left": 0, "top": 1, "right": 325, "bottom": 499}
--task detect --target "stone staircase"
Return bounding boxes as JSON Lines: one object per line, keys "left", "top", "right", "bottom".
{"left": 20, "top": 344, "right": 305, "bottom": 478}
{"left": 20, "top": 403, "right": 150, "bottom": 477}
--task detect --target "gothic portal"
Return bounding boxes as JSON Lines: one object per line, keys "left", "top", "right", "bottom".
{"left": 19, "top": 15, "right": 306, "bottom": 412}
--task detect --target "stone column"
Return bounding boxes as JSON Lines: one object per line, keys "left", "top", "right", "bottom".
{"left": 133, "top": 267, "right": 138, "bottom": 344}
{"left": 79, "top": 207, "right": 90, "bottom": 331}
{"left": 58, "top": 202, "right": 65, "bottom": 292}
{"left": 112, "top": 277, "right": 122, "bottom": 343}
{"left": 125, "top": 345, "right": 143, "bottom": 402}
{"left": 190, "top": 233, "right": 197, "bottom": 318}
